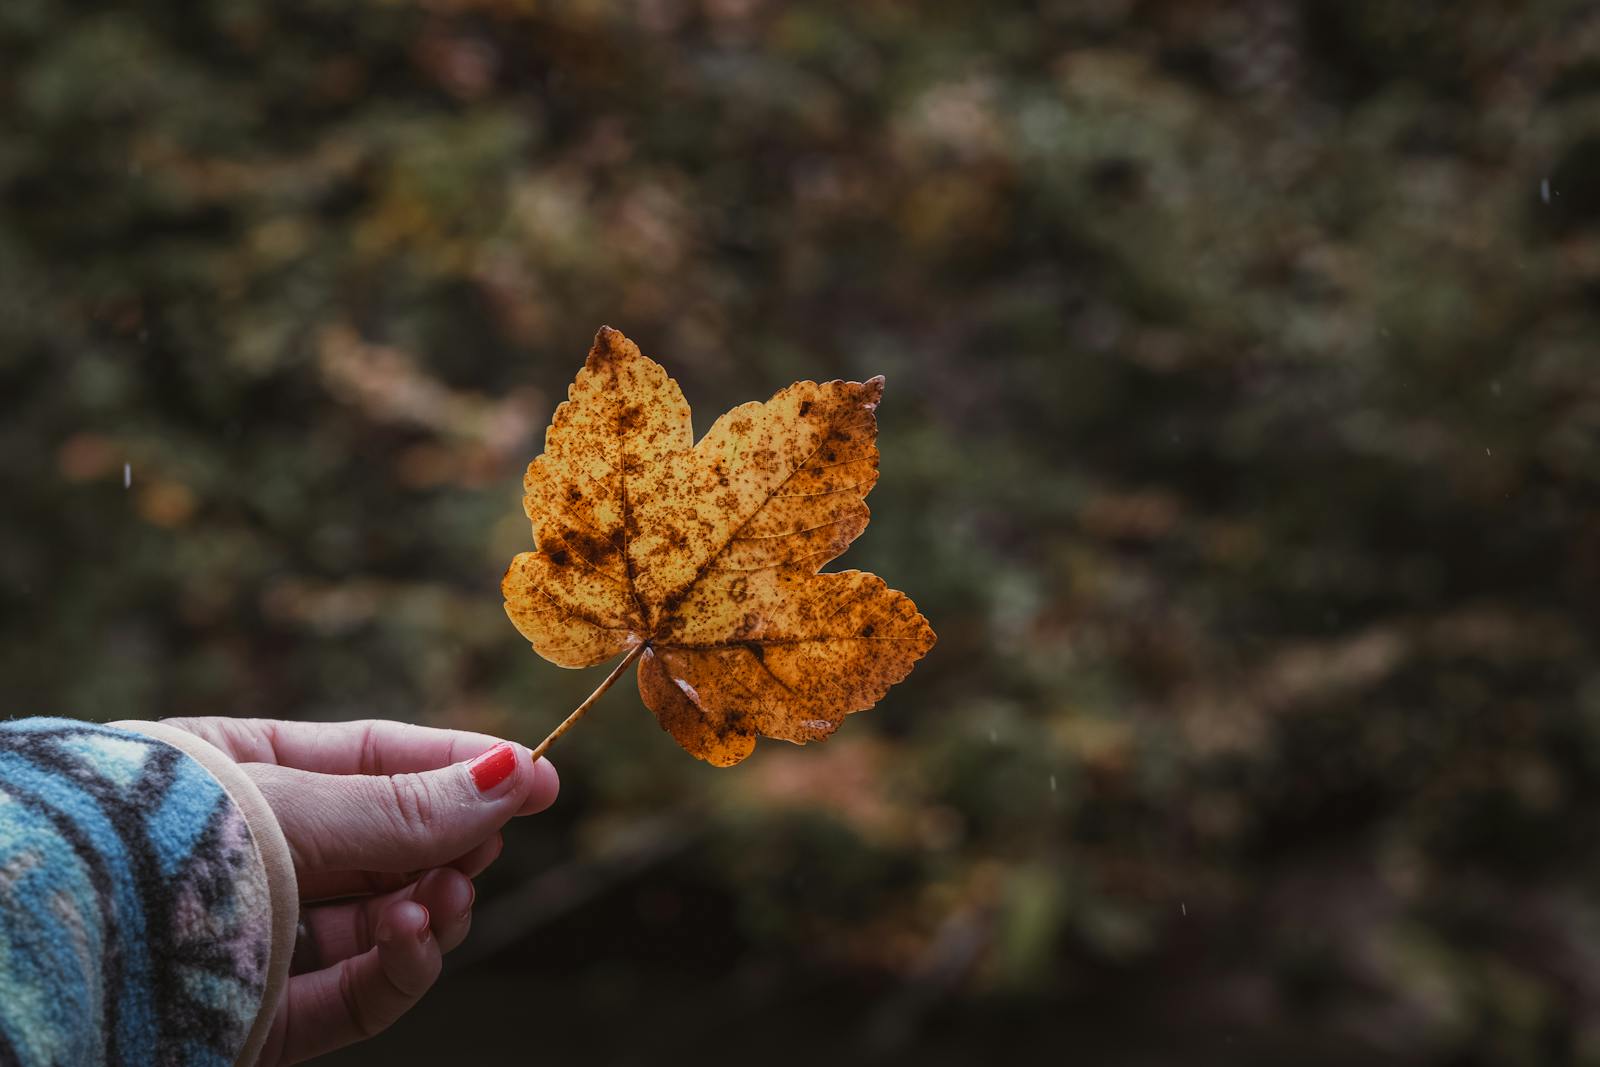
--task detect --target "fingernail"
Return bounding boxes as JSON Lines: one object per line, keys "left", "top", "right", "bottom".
{"left": 468, "top": 743, "right": 517, "bottom": 793}
{"left": 416, "top": 904, "right": 431, "bottom": 944}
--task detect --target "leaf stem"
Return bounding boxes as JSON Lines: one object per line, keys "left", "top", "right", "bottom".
{"left": 530, "top": 642, "right": 648, "bottom": 762}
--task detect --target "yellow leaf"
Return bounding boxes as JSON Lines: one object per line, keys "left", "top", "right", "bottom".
{"left": 503, "top": 327, "right": 935, "bottom": 765}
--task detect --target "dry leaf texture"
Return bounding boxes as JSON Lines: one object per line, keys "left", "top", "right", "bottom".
{"left": 503, "top": 327, "right": 935, "bottom": 765}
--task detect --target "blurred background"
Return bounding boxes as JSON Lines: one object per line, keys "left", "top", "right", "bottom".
{"left": 4, "top": 1, "right": 1600, "bottom": 1063}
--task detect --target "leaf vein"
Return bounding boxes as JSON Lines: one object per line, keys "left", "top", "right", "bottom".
{"left": 801, "top": 456, "right": 872, "bottom": 473}
{"left": 732, "top": 516, "right": 855, "bottom": 543}
{"left": 774, "top": 479, "right": 874, "bottom": 499}
{"left": 523, "top": 581, "right": 633, "bottom": 632}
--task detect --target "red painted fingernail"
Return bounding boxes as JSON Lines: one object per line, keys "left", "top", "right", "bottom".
{"left": 468, "top": 743, "right": 517, "bottom": 793}
{"left": 416, "top": 904, "right": 431, "bottom": 944}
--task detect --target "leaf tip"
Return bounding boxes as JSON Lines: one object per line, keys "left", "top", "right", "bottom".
{"left": 588, "top": 324, "right": 639, "bottom": 368}
{"left": 861, "top": 374, "right": 885, "bottom": 410}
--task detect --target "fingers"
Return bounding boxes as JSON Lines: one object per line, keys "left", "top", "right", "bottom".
{"left": 165, "top": 715, "right": 558, "bottom": 817}
{"left": 161, "top": 716, "right": 519, "bottom": 775}
{"left": 297, "top": 833, "right": 503, "bottom": 903}
{"left": 249, "top": 745, "right": 559, "bottom": 873}
{"left": 297, "top": 868, "right": 475, "bottom": 972}
{"left": 267, "top": 901, "right": 441, "bottom": 1064}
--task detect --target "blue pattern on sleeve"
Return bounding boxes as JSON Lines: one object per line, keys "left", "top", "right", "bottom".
{"left": 0, "top": 718, "right": 274, "bottom": 1066}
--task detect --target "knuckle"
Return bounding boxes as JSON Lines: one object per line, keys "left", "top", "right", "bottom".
{"left": 359, "top": 720, "right": 385, "bottom": 776}
{"left": 385, "top": 773, "right": 438, "bottom": 836}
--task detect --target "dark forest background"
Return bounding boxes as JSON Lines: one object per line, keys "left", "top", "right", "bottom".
{"left": 6, "top": 2, "right": 1600, "bottom": 1063}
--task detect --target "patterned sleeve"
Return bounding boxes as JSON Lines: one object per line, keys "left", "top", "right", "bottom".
{"left": 0, "top": 718, "right": 297, "bottom": 1067}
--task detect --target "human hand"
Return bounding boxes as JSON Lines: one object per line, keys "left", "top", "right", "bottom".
{"left": 160, "top": 717, "right": 557, "bottom": 1064}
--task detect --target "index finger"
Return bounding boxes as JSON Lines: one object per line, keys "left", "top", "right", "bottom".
{"left": 160, "top": 717, "right": 513, "bottom": 775}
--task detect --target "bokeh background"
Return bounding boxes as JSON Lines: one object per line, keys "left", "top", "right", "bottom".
{"left": 5, "top": 1, "right": 1600, "bottom": 1063}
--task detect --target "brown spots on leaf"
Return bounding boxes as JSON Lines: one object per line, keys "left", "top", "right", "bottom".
{"left": 562, "top": 527, "right": 617, "bottom": 567}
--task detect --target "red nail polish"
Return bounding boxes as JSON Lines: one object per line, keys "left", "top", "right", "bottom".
{"left": 468, "top": 742, "right": 518, "bottom": 793}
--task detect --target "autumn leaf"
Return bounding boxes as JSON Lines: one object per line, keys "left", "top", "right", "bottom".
{"left": 502, "top": 326, "right": 935, "bottom": 766}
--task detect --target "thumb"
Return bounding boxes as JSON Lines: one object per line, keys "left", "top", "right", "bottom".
{"left": 251, "top": 743, "right": 558, "bottom": 874}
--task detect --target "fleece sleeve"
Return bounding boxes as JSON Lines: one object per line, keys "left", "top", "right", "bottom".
{"left": 0, "top": 718, "right": 298, "bottom": 1067}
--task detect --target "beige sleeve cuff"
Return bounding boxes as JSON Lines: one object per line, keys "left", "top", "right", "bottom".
{"left": 111, "top": 720, "right": 299, "bottom": 1067}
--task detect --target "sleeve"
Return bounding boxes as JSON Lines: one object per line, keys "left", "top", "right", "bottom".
{"left": 0, "top": 717, "right": 298, "bottom": 1067}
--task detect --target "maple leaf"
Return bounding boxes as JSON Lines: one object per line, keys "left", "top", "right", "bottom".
{"left": 502, "top": 326, "right": 936, "bottom": 766}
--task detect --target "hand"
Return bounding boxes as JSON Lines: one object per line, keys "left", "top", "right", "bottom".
{"left": 161, "top": 717, "right": 557, "bottom": 1064}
